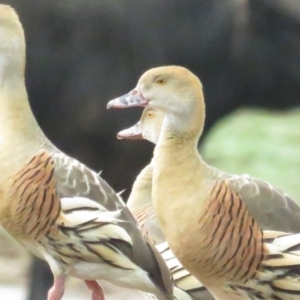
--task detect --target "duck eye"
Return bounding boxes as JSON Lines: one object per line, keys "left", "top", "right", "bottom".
{"left": 155, "top": 78, "right": 166, "bottom": 85}
{"left": 147, "top": 111, "right": 154, "bottom": 119}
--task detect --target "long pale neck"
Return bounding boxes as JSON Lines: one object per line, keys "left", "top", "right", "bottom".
{"left": 151, "top": 109, "right": 213, "bottom": 234}
{"left": 0, "top": 77, "right": 48, "bottom": 181}
{"left": 127, "top": 163, "right": 153, "bottom": 212}
{"left": 0, "top": 13, "right": 51, "bottom": 182}
{"left": 153, "top": 106, "right": 206, "bottom": 176}
{"left": 153, "top": 124, "right": 206, "bottom": 183}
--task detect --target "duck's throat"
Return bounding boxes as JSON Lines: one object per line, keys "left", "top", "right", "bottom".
{"left": 0, "top": 82, "right": 47, "bottom": 181}
{"left": 152, "top": 125, "right": 205, "bottom": 234}
{"left": 153, "top": 123, "right": 200, "bottom": 171}
{"left": 127, "top": 164, "right": 153, "bottom": 211}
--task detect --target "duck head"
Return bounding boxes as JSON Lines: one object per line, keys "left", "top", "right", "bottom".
{"left": 109, "top": 66, "right": 205, "bottom": 138}
{"left": 107, "top": 66, "right": 203, "bottom": 115}
{"left": 117, "top": 107, "right": 164, "bottom": 144}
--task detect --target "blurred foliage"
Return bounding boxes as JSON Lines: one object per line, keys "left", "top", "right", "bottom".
{"left": 201, "top": 107, "right": 300, "bottom": 200}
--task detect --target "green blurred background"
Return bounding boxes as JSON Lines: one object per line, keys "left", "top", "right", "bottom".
{"left": 201, "top": 108, "right": 300, "bottom": 201}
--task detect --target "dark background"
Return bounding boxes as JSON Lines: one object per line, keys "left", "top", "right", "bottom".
{"left": 3, "top": 0, "right": 300, "bottom": 299}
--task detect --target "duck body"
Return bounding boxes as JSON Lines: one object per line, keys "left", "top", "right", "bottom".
{"left": 0, "top": 150, "right": 168, "bottom": 294}
{"left": 119, "top": 120, "right": 215, "bottom": 299}
{"left": 152, "top": 130, "right": 253, "bottom": 287}
{"left": 0, "top": 5, "right": 175, "bottom": 300}
{"left": 150, "top": 79, "right": 300, "bottom": 298}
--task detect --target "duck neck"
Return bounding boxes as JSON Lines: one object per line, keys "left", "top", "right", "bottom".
{"left": 153, "top": 103, "right": 205, "bottom": 169}
{"left": 0, "top": 17, "right": 50, "bottom": 181}
{"left": 127, "top": 163, "right": 153, "bottom": 212}
{"left": 0, "top": 76, "right": 48, "bottom": 181}
{"left": 152, "top": 106, "right": 209, "bottom": 231}
{"left": 153, "top": 124, "right": 207, "bottom": 189}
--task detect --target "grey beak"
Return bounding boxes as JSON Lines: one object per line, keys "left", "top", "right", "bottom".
{"left": 107, "top": 88, "right": 149, "bottom": 109}
{"left": 117, "top": 122, "right": 143, "bottom": 140}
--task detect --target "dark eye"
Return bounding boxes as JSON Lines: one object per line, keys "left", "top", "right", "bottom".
{"left": 155, "top": 78, "right": 166, "bottom": 85}
{"left": 147, "top": 111, "right": 154, "bottom": 119}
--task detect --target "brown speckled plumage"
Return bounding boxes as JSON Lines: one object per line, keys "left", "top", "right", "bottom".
{"left": 3, "top": 152, "right": 61, "bottom": 240}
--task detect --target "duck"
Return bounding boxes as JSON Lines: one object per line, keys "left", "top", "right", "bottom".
{"left": 0, "top": 5, "right": 175, "bottom": 300}
{"left": 118, "top": 113, "right": 212, "bottom": 299}
{"left": 107, "top": 66, "right": 300, "bottom": 299}
{"left": 118, "top": 106, "right": 300, "bottom": 299}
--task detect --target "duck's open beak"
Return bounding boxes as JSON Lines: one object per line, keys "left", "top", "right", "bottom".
{"left": 117, "top": 121, "right": 143, "bottom": 140}
{"left": 107, "top": 87, "right": 148, "bottom": 109}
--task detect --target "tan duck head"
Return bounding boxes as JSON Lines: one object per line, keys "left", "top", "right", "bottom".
{"left": 117, "top": 107, "right": 164, "bottom": 144}
{"left": 108, "top": 66, "right": 205, "bottom": 141}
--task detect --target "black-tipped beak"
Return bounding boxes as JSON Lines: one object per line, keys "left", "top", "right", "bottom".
{"left": 107, "top": 88, "right": 149, "bottom": 109}
{"left": 117, "top": 121, "right": 143, "bottom": 140}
